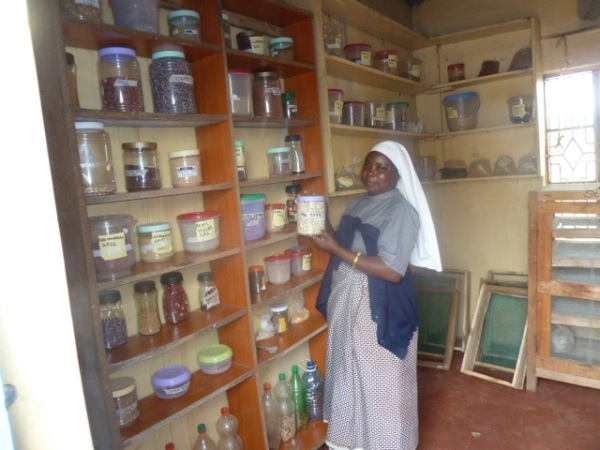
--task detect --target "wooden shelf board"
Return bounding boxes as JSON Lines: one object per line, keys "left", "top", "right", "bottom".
{"left": 321, "top": 0, "right": 432, "bottom": 50}
{"left": 429, "top": 174, "right": 541, "bottom": 185}
{"left": 240, "top": 172, "right": 324, "bottom": 188}
{"left": 429, "top": 18, "right": 532, "bottom": 46}
{"left": 96, "top": 246, "right": 242, "bottom": 290}
{"left": 75, "top": 109, "right": 228, "bottom": 128}
{"left": 233, "top": 116, "right": 320, "bottom": 128}
{"left": 85, "top": 182, "right": 235, "bottom": 204}
{"left": 426, "top": 69, "right": 533, "bottom": 93}
{"left": 107, "top": 305, "right": 246, "bottom": 372}
{"left": 553, "top": 229, "right": 600, "bottom": 239}
{"left": 222, "top": 0, "right": 312, "bottom": 27}
{"left": 226, "top": 49, "right": 316, "bottom": 78}
{"left": 244, "top": 224, "right": 298, "bottom": 251}
{"left": 432, "top": 122, "right": 536, "bottom": 139}
{"left": 121, "top": 362, "right": 254, "bottom": 445}
{"left": 325, "top": 56, "right": 429, "bottom": 94}
{"left": 250, "top": 269, "right": 325, "bottom": 306}
{"left": 330, "top": 123, "right": 433, "bottom": 140}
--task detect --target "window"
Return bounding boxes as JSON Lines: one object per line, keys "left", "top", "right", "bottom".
{"left": 544, "top": 70, "right": 599, "bottom": 183}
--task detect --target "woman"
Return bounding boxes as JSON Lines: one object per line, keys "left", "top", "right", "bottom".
{"left": 312, "top": 141, "right": 442, "bottom": 450}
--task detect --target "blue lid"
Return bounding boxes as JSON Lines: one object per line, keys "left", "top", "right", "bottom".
{"left": 297, "top": 195, "right": 325, "bottom": 202}
{"left": 443, "top": 92, "right": 479, "bottom": 102}
{"left": 152, "top": 365, "right": 191, "bottom": 387}
{"left": 152, "top": 50, "right": 186, "bottom": 60}
{"left": 98, "top": 47, "right": 136, "bottom": 58}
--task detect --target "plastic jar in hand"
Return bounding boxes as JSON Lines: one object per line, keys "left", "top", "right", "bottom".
{"left": 149, "top": 50, "right": 198, "bottom": 114}
{"left": 296, "top": 195, "right": 326, "bottom": 236}
{"left": 98, "top": 47, "right": 144, "bottom": 112}
{"left": 160, "top": 271, "right": 191, "bottom": 324}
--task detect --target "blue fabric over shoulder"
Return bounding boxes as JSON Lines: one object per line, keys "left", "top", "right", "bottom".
{"left": 316, "top": 214, "right": 419, "bottom": 359}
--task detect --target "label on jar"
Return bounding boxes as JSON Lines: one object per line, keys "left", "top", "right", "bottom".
{"left": 302, "top": 254, "right": 312, "bottom": 271}
{"left": 195, "top": 219, "right": 217, "bottom": 242}
{"left": 235, "top": 144, "right": 245, "bottom": 167}
{"left": 410, "top": 65, "right": 421, "bottom": 78}
{"left": 511, "top": 104, "right": 526, "bottom": 118}
{"left": 388, "top": 54, "right": 398, "bottom": 68}
{"left": 113, "top": 79, "right": 139, "bottom": 88}
{"left": 177, "top": 165, "right": 198, "bottom": 178}
{"left": 243, "top": 212, "right": 264, "bottom": 227}
{"left": 265, "top": 87, "right": 281, "bottom": 96}
{"left": 249, "top": 36, "right": 265, "bottom": 53}
{"left": 97, "top": 232, "right": 127, "bottom": 260}
{"left": 385, "top": 110, "right": 394, "bottom": 124}
{"left": 273, "top": 209, "right": 286, "bottom": 226}
{"left": 151, "top": 230, "right": 173, "bottom": 254}
{"left": 360, "top": 51, "right": 372, "bottom": 66}
{"left": 446, "top": 107, "right": 459, "bottom": 119}
{"left": 376, "top": 107, "right": 386, "bottom": 120}
{"left": 162, "top": 382, "right": 190, "bottom": 396}
{"left": 334, "top": 100, "right": 343, "bottom": 118}
{"left": 76, "top": 0, "right": 100, "bottom": 5}
{"left": 201, "top": 285, "right": 220, "bottom": 310}
{"left": 169, "top": 74, "right": 194, "bottom": 85}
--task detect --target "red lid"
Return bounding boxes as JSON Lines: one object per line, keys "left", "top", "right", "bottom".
{"left": 328, "top": 88, "right": 343, "bottom": 93}
{"left": 177, "top": 211, "right": 220, "bottom": 221}
{"left": 343, "top": 100, "right": 365, "bottom": 105}
{"left": 375, "top": 49, "right": 399, "bottom": 58}
{"left": 228, "top": 68, "right": 253, "bottom": 75}
{"left": 265, "top": 203, "right": 286, "bottom": 210}
{"left": 447, "top": 63, "right": 465, "bottom": 69}
{"left": 264, "top": 253, "right": 292, "bottom": 263}
{"left": 249, "top": 265, "right": 265, "bottom": 272}
{"left": 344, "top": 43, "right": 372, "bottom": 49}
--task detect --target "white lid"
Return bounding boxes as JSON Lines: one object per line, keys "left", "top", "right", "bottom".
{"left": 169, "top": 149, "right": 200, "bottom": 158}
{"left": 75, "top": 121, "right": 104, "bottom": 130}
{"left": 298, "top": 195, "right": 326, "bottom": 202}
{"left": 270, "top": 301, "right": 288, "bottom": 313}
{"left": 110, "top": 376, "right": 136, "bottom": 398}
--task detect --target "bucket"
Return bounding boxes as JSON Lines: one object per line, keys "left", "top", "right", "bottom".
{"left": 442, "top": 92, "right": 480, "bottom": 131}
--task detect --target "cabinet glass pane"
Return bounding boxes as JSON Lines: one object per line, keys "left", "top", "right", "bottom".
{"left": 551, "top": 295, "right": 600, "bottom": 365}
{"left": 552, "top": 213, "right": 600, "bottom": 286}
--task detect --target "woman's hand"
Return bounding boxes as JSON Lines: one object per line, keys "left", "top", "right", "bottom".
{"left": 310, "top": 230, "right": 340, "bottom": 254}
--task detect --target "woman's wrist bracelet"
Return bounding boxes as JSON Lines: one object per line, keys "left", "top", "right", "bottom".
{"left": 352, "top": 252, "right": 362, "bottom": 268}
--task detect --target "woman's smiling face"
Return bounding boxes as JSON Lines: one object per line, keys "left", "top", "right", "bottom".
{"left": 361, "top": 151, "right": 400, "bottom": 196}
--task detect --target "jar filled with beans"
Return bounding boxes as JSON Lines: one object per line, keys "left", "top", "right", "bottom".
{"left": 296, "top": 194, "right": 326, "bottom": 236}
{"left": 98, "top": 46, "right": 144, "bottom": 112}
{"left": 160, "top": 271, "right": 191, "bottom": 324}
{"left": 122, "top": 141, "right": 162, "bottom": 191}
{"left": 149, "top": 50, "right": 198, "bottom": 114}
{"left": 99, "top": 290, "right": 128, "bottom": 350}
{"left": 133, "top": 281, "right": 161, "bottom": 335}
{"left": 252, "top": 71, "right": 283, "bottom": 118}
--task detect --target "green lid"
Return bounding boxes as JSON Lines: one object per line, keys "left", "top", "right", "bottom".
{"left": 241, "top": 193, "right": 267, "bottom": 202}
{"left": 267, "top": 146, "right": 291, "bottom": 154}
{"left": 269, "top": 37, "right": 294, "bottom": 50}
{"left": 387, "top": 101, "right": 409, "bottom": 107}
{"left": 197, "top": 344, "right": 233, "bottom": 363}
{"left": 136, "top": 221, "right": 171, "bottom": 233}
{"left": 282, "top": 92, "right": 296, "bottom": 100}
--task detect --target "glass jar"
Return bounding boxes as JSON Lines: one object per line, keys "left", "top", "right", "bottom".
{"left": 61, "top": 0, "right": 103, "bottom": 23}
{"left": 160, "top": 271, "right": 191, "bottom": 324}
{"left": 167, "top": 9, "right": 201, "bottom": 42}
{"left": 222, "top": 13, "right": 232, "bottom": 48}
{"left": 89, "top": 214, "right": 137, "bottom": 281}
{"left": 75, "top": 121, "right": 117, "bottom": 196}
{"left": 282, "top": 92, "right": 298, "bottom": 119}
{"left": 197, "top": 271, "right": 221, "bottom": 311}
{"left": 234, "top": 140, "right": 248, "bottom": 181}
{"left": 267, "top": 147, "right": 292, "bottom": 177}
{"left": 136, "top": 221, "right": 174, "bottom": 263}
{"left": 110, "top": 377, "right": 139, "bottom": 427}
{"left": 447, "top": 63, "right": 465, "bottom": 82}
{"left": 66, "top": 52, "right": 80, "bottom": 108}
{"left": 99, "top": 289, "right": 128, "bottom": 350}
{"left": 265, "top": 203, "right": 286, "bottom": 233}
{"left": 248, "top": 265, "right": 267, "bottom": 294}
{"left": 284, "top": 134, "right": 305, "bottom": 174}
{"left": 122, "top": 141, "right": 161, "bottom": 191}
{"left": 169, "top": 149, "right": 202, "bottom": 187}
{"left": 98, "top": 46, "right": 144, "bottom": 112}
{"left": 385, "top": 101, "right": 409, "bottom": 131}
{"left": 297, "top": 194, "right": 326, "bottom": 236}
{"left": 327, "top": 89, "right": 343, "bottom": 124}
{"left": 323, "top": 22, "right": 343, "bottom": 56}
{"left": 228, "top": 69, "right": 254, "bottom": 116}
{"left": 270, "top": 301, "right": 290, "bottom": 333}
{"left": 241, "top": 193, "right": 266, "bottom": 241}
{"left": 149, "top": 50, "right": 197, "bottom": 114}
{"left": 342, "top": 100, "right": 365, "bottom": 126}
{"left": 399, "top": 57, "right": 422, "bottom": 82}
{"left": 365, "top": 100, "right": 386, "bottom": 128}
{"left": 269, "top": 37, "right": 294, "bottom": 61}
{"left": 374, "top": 50, "right": 399, "bottom": 75}
{"left": 285, "top": 184, "right": 302, "bottom": 223}
{"left": 252, "top": 71, "right": 283, "bottom": 118}
{"left": 133, "top": 280, "right": 161, "bottom": 335}
{"left": 110, "top": 0, "right": 158, "bottom": 33}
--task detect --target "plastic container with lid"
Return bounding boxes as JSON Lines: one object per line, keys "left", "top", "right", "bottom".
{"left": 136, "top": 221, "right": 173, "bottom": 263}
{"left": 234, "top": 140, "right": 248, "bottom": 181}
{"left": 110, "top": 376, "right": 139, "bottom": 427}
{"left": 365, "top": 101, "right": 386, "bottom": 128}
{"left": 168, "top": 149, "right": 202, "bottom": 187}
{"left": 61, "top": 0, "right": 103, "bottom": 23}
{"left": 122, "top": 141, "right": 161, "bottom": 191}
{"left": 160, "top": 271, "right": 191, "bottom": 324}
{"left": 133, "top": 280, "right": 161, "bottom": 335}
{"left": 447, "top": 63, "right": 465, "bottom": 82}
{"left": 296, "top": 195, "right": 326, "bottom": 236}
{"left": 285, "top": 184, "right": 302, "bottom": 223}
{"left": 197, "top": 344, "right": 233, "bottom": 374}
{"left": 110, "top": 0, "right": 158, "bottom": 33}
{"left": 98, "top": 46, "right": 144, "bottom": 112}
{"left": 222, "top": 13, "right": 232, "bottom": 48}
{"left": 75, "top": 121, "right": 117, "bottom": 196}
{"left": 248, "top": 265, "right": 267, "bottom": 294}
{"left": 253, "top": 71, "right": 283, "bottom": 118}
{"left": 228, "top": 69, "right": 254, "bottom": 116}
{"left": 89, "top": 214, "right": 137, "bottom": 281}
{"left": 177, "top": 211, "right": 221, "bottom": 253}
{"left": 99, "top": 289, "right": 128, "bottom": 350}
{"left": 343, "top": 43, "right": 372, "bottom": 66}
{"left": 149, "top": 50, "right": 197, "bottom": 114}
{"left": 241, "top": 193, "right": 266, "bottom": 241}
{"left": 443, "top": 92, "right": 480, "bottom": 131}
{"left": 236, "top": 30, "right": 264, "bottom": 54}
{"left": 282, "top": 92, "right": 298, "bottom": 119}
{"left": 269, "top": 37, "right": 294, "bottom": 61}
{"left": 270, "top": 301, "right": 290, "bottom": 333}
{"left": 342, "top": 100, "right": 365, "bottom": 126}
{"left": 152, "top": 365, "right": 191, "bottom": 399}
{"left": 323, "top": 22, "right": 343, "bottom": 56}
{"left": 167, "top": 9, "right": 201, "bottom": 42}
{"left": 328, "top": 89, "right": 344, "bottom": 124}
{"left": 385, "top": 101, "right": 409, "bottom": 131}
{"left": 374, "top": 50, "right": 399, "bottom": 75}
{"left": 284, "top": 134, "right": 305, "bottom": 174}
{"left": 265, "top": 203, "right": 286, "bottom": 233}
{"left": 267, "top": 147, "right": 292, "bottom": 177}
{"left": 507, "top": 95, "right": 535, "bottom": 124}
{"left": 285, "top": 246, "right": 312, "bottom": 276}
{"left": 197, "top": 271, "right": 220, "bottom": 311}
{"left": 265, "top": 254, "right": 292, "bottom": 285}
{"left": 399, "top": 57, "right": 422, "bottom": 82}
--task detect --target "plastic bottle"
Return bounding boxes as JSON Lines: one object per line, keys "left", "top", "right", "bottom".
{"left": 216, "top": 407, "right": 243, "bottom": 450}
{"left": 193, "top": 423, "right": 217, "bottom": 450}
{"left": 262, "top": 383, "right": 281, "bottom": 450}
{"left": 290, "top": 365, "right": 309, "bottom": 430}
{"left": 302, "top": 360, "right": 324, "bottom": 421}
{"left": 273, "top": 374, "right": 296, "bottom": 443}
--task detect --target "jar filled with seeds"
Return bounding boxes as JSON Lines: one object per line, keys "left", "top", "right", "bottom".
{"left": 122, "top": 141, "right": 162, "bottom": 191}
{"left": 136, "top": 221, "right": 174, "bottom": 263}
{"left": 296, "top": 194, "right": 326, "bottom": 236}
{"left": 169, "top": 149, "right": 202, "bottom": 187}
{"left": 75, "top": 121, "right": 117, "bottom": 196}
{"left": 89, "top": 214, "right": 137, "bottom": 281}
{"left": 61, "top": 0, "right": 103, "bottom": 23}
{"left": 149, "top": 50, "right": 198, "bottom": 114}
{"left": 98, "top": 46, "right": 144, "bottom": 112}
{"left": 133, "top": 280, "right": 161, "bottom": 335}
{"left": 99, "top": 290, "right": 128, "bottom": 350}
{"left": 167, "top": 9, "right": 201, "bottom": 42}
{"left": 160, "top": 271, "right": 191, "bottom": 324}
{"left": 252, "top": 71, "right": 283, "bottom": 118}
